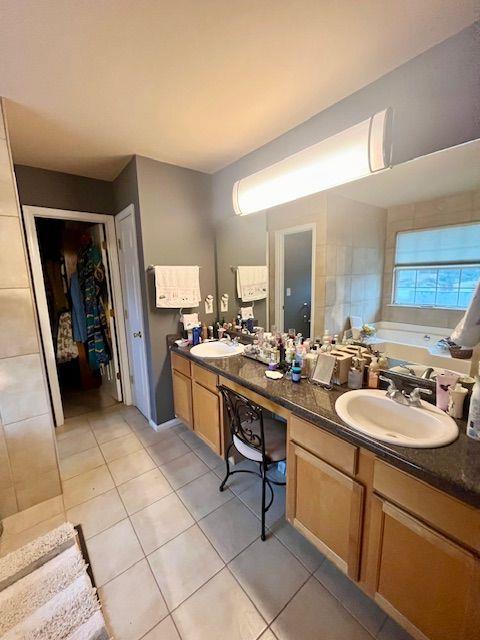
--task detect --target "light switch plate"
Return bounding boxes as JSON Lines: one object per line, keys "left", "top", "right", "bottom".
{"left": 205, "top": 295, "right": 214, "bottom": 314}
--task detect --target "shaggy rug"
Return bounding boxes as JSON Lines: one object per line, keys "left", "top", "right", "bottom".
{"left": 0, "top": 523, "right": 108, "bottom": 640}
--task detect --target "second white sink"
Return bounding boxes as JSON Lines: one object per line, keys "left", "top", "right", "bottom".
{"left": 335, "top": 389, "right": 458, "bottom": 448}
{"left": 190, "top": 340, "right": 245, "bottom": 359}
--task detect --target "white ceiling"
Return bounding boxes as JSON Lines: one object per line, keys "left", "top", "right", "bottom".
{"left": 334, "top": 139, "right": 480, "bottom": 207}
{"left": 0, "top": 1, "right": 475, "bottom": 180}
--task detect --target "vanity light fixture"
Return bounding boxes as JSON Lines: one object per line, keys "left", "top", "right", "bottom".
{"left": 232, "top": 108, "right": 393, "bottom": 215}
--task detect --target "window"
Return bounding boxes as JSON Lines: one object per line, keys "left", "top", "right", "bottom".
{"left": 392, "top": 223, "right": 480, "bottom": 309}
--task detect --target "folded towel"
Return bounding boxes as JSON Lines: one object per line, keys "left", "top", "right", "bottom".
{"left": 451, "top": 279, "right": 480, "bottom": 347}
{"left": 236, "top": 266, "right": 268, "bottom": 302}
{"left": 154, "top": 266, "right": 201, "bottom": 308}
{"left": 181, "top": 313, "right": 199, "bottom": 330}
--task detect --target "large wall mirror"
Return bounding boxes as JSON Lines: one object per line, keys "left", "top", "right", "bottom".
{"left": 215, "top": 139, "right": 479, "bottom": 376}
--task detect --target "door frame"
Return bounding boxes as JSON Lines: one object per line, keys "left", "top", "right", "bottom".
{"left": 115, "top": 204, "right": 151, "bottom": 421}
{"left": 275, "top": 223, "right": 316, "bottom": 336}
{"left": 23, "top": 205, "right": 132, "bottom": 425}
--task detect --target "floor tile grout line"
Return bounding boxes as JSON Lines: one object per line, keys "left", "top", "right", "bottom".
{"left": 263, "top": 571, "right": 320, "bottom": 631}
{"left": 63, "top": 469, "right": 115, "bottom": 511}
{"left": 224, "top": 564, "right": 269, "bottom": 629}
{"left": 309, "top": 570, "right": 380, "bottom": 639}
{"left": 145, "top": 528, "right": 227, "bottom": 616}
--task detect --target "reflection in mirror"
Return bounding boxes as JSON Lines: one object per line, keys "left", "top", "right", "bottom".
{"left": 216, "top": 140, "right": 480, "bottom": 379}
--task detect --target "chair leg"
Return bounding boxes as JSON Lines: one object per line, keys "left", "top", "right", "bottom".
{"left": 219, "top": 442, "right": 233, "bottom": 492}
{"left": 261, "top": 461, "right": 267, "bottom": 541}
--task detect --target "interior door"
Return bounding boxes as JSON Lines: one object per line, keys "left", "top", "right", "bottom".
{"left": 90, "top": 223, "right": 122, "bottom": 402}
{"left": 115, "top": 207, "right": 151, "bottom": 419}
{"left": 283, "top": 229, "right": 312, "bottom": 337}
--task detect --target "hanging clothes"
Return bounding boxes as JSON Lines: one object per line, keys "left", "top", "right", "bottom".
{"left": 78, "top": 240, "right": 111, "bottom": 370}
{"left": 56, "top": 311, "right": 79, "bottom": 363}
{"left": 70, "top": 271, "right": 87, "bottom": 343}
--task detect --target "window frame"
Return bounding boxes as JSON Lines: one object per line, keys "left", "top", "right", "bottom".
{"left": 391, "top": 223, "right": 480, "bottom": 311}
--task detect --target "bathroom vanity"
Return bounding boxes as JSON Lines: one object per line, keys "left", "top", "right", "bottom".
{"left": 171, "top": 346, "right": 480, "bottom": 640}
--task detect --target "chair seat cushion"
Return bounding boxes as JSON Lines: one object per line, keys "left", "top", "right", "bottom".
{"left": 234, "top": 416, "right": 286, "bottom": 463}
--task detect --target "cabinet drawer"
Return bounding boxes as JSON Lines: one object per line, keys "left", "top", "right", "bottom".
{"left": 171, "top": 352, "right": 191, "bottom": 377}
{"left": 192, "top": 363, "right": 218, "bottom": 393}
{"left": 289, "top": 415, "right": 357, "bottom": 476}
{"left": 373, "top": 460, "right": 480, "bottom": 553}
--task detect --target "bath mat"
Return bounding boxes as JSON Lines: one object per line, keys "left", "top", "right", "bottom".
{"left": 0, "top": 522, "right": 108, "bottom": 640}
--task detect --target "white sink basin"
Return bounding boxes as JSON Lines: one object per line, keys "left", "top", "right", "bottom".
{"left": 335, "top": 389, "right": 458, "bottom": 448}
{"left": 190, "top": 340, "right": 245, "bottom": 359}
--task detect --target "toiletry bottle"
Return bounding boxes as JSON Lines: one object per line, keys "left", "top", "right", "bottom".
{"left": 447, "top": 383, "right": 468, "bottom": 420}
{"left": 291, "top": 365, "right": 302, "bottom": 383}
{"left": 201, "top": 323, "right": 208, "bottom": 342}
{"left": 368, "top": 356, "right": 380, "bottom": 389}
{"left": 466, "top": 372, "right": 480, "bottom": 440}
{"left": 192, "top": 325, "right": 201, "bottom": 346}
{"left": 305, "top": 351, "right": 318, "bottom": 378}
{"left": 348, "top": 358, "right": 364, "bottom": 389}
{"left": 436, "top": 370, "right": 459, "bottom": 411}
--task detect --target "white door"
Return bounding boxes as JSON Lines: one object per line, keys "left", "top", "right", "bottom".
{"left": 115, "top": 206, "right": 150, "bottom": 419}
{"left": 90, "top": 223, "right": 122, "bottom": 402}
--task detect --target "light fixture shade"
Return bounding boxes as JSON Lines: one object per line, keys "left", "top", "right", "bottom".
{"left": 233, "top": 108, "right": 393, "bottom": 215}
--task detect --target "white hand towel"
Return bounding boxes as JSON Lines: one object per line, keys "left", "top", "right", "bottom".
{"left": 450, "top": 278, "right": 480, "bottom": 347}
{"left": 236, "top": 266, "right": 268, "bottom": 302}
{"left": 154, "top": 266, "right": 201, "bottom": 308}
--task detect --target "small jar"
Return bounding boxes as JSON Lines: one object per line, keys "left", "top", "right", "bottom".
{"left": 348, "top": 367, "right": 363, "bottom": 389}
{"left": 291, "top": 366, "right": 302, "bottom": 383}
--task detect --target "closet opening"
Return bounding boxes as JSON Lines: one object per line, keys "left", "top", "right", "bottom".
{"left": 23, "top": 206, "right": 132, "bottom": 427}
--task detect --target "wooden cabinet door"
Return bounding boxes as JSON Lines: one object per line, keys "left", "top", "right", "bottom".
{"left": 287, "top": 442, "right": 364, "bottom": 579}
{"left": 192, "top": 381, "right": 221, "bottom": 454}
{"left": 372, "top": 499, "right": 479, "bottom": 640}
{"left": 172, "top": 369, "right": 193, "bottom": 428}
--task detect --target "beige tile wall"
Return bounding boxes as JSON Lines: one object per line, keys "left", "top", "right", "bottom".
{"left": 0, "top": 98, "right": 61, "bottom": 518}
{"left": 267, "top": 191, "right": 386, "bottom": 337}
{"left": 381, "top": 190, "right": 480, "bottom": 329}
{"left": 324, "top": 194, "right": 386, "bottom": 335}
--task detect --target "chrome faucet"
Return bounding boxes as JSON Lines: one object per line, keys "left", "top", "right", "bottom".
{"left": 224, "top": 334, "right": 240, "bottom": 347}
{"left": 379, "top": 376, "right": 433, "bottom": 408}
{"left": 421, "top": 367, "right": 435, "bottom": 380}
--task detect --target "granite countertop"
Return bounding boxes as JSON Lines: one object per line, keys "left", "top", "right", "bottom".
{"left": 171, "top": 344, "right": 480, "bottom": 508}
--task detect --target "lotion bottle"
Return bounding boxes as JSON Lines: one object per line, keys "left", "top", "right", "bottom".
{"left": 466, "top": 371, "right": 480, "bottom": 440}
{"left": 447, "top": 383, "right": 468, "bottom": 420}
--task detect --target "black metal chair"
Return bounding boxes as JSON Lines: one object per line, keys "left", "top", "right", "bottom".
{"left": 217, "top": 385, "right": 286, "bottom": 540}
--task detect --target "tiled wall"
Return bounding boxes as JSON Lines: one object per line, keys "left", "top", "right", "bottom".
{"left": 324, "top": 194, "right": 386, "bottom": 334}
{"left": 381, "top": 190, "right": 480, "bottom": 329}
{"left": 267, "top": 192, "right": 386, "bottom": 337}
{"left": 0, "top": 99, "right": 61, "bottom": 518}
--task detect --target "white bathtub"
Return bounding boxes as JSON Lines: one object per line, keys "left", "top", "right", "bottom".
{"left": 366, "top": 321, "right": 471, "bottom": 376}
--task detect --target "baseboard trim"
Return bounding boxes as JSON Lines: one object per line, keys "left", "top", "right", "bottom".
{"left": 150, "top": 417, "right": 183, "bottom": 432}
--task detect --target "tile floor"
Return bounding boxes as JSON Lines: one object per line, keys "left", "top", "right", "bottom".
{"left": 0, "top": 404, "right": 413, "bottom": 640}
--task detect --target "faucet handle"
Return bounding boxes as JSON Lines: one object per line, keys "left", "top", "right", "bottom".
{"left": 379, "top": 375, "right": 397, "bottom": 393}
{"left": 410, "top": 387, "right": 433, "bottom": 401}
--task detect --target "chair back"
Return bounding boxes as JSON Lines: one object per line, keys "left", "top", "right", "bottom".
{"left": 218, "top": 385, "right": 266, "bottom": 458}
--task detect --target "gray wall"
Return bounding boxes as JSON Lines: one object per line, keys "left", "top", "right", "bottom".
{"left": 134, "top": 156, "right": 215, "bottom": 424}
{"left": 212, "top": 22, "right": 478, "bottom": 223}
{"left": 212, "top": 22, "right": 478, "bottom": 330}
{"left": 215, "top": 213, "right": 268, "bottom": 327}
{"left": 14, "top": 164, "right": 115, "bottom": 213}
